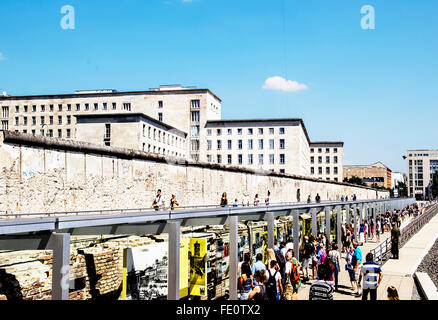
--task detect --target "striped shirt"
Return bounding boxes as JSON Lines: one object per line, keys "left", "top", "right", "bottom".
{"left": 360, "top": 261, "right": 382, "bottom": 289}
{"left": 309, "top": 280, "right": 334, "bottom": 300}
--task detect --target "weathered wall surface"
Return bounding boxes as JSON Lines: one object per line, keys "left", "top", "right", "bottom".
{"left": 0, "top": 131, "right": 389, "bottom": 214}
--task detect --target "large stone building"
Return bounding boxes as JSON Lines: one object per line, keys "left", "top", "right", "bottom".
{"left": 343, "top": 162, "right": 392, "bottom": 189}
{"left": 406, "top": 149, "right": 438, "bottom": 199}
{"left": 0, "top": 85, "right": 344, "bottom": 178}
{"left": 309, "top": 142, "right": 344, "bottom": 182}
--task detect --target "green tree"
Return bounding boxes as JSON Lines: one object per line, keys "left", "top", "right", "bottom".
{"left": 343, "top": 175, "right": 366, "bottom": 186}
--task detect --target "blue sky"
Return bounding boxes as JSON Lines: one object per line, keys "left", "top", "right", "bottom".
{"left": 1, "top": 0, "right": 437, "bottom": 173}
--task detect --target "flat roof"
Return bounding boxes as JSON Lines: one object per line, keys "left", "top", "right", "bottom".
{"left": 206, "top": 118, "right": 311, "bottom": 144}
{"left": 0, "top": 88, "right": 222, "bottom": 103}
{"left": 74, "top": 112, "right": 187, "bottom": 136}
{"left": 310, "top": 141, "right": 344, "bottom": 147}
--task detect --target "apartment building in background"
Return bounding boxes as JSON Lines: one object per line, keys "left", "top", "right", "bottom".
{"left": 1, "top": 85, "right": 344, "bottom": 177}
{"left": 309, "top": 142, "right": 344, "bottom": 182}
{"left": 406, "top": 150, "right": 438, "bottom": 199}
{"left": 203, "top": 119, "right": 310, "bottom": 176}
{"left": 343, "top": 161, "right": 392, "bottom": 189}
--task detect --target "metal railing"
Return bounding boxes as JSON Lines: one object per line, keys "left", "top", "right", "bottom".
{"left": 372, "top": 201, "right": 438, "bottom": 265}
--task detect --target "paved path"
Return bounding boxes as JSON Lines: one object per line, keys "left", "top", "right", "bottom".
{"left": 297, "top": 215, "right": 414, "bottom": 300}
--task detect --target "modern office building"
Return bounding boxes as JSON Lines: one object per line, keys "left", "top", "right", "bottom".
{"left": 343, "top": 162, "right": 392, "bottom": 189}
{"left": 309, "top": 142, "right": 344, "bottom": 182}
{"left": 406, "top": 150, "right": 438, "bottom": 199}
{"left": 391, "top": 171, "right": 407, "bottom": 198}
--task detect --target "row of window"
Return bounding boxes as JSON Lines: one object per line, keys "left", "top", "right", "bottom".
{"left": 15, "top": 115, "right": 72, "bottom": 126}
{"left": 8, "top": 103, "right": 132, "bottom": 113}
{"left": 16, "top": 128, "right": 71, "bottom": 138}
{"left": 142, "top": 143, "right": 183, "bottom": 158}
{"left": 310, "top": 156, "right": 339, "bottom": 164}
{"left": 206, "top": 139, "right": 285, "bottom": 151}
{"left": 310, "top": 147, "right": 339, "bottom": 153}
{"left": 207, "top": 153, "right": 286, "bottom": 166}
{"left": 207, "top": 127, "right": 285, "bottom": 136}
{"left": 310, "top": 167, "right": 340, "bottom": 175}
{"left": 141, "top": 124, "right": 185, "bottom": 149}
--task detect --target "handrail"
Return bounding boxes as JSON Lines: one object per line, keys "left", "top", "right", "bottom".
{"left": 371, "top": 201, "right": 438, "bottom": 266}
{"left": 0, "top": 198, "right": 411, "bottom": 220}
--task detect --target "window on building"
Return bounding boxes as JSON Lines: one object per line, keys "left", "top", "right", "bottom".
{"left": 123, "top": 103, "right": 131, "bottom": 111}
{"left": 58, "top": 129, "right": 62, "bottom": 138}
{"left": 310, "top": 148, "right": 314, "bottom": 153}
{"left": 238, "top": 154, "right": 243, "bottom": 165}
{"left": 24, "top": 105, "right": 28, "bottom": 112}
{"left": 15, "top": 117, "right": 19, "bottom": 126}
{"left": 326, "top": 167, "right": 330, "bottom": 174}
{"left": 248, "top": 139, "right": 253, "bottom": 150}
{"left": 191, "top": 111, "right": 200, "bottom": 122}
{"left": 67, "top": 104, "right": 71, "bottom": 111}
{"left": 279, "top": 127, "right": 285, "bottom": 134}
{"left": 237, "top": 128, "right": 242, "bottom": 135}
{"left": 248, "top": 154, "right": 253, "bottom": 165}
{"left": 58, "top": 116, "right": 62, "bottom": 125}
{"left": 49, "top": 105, "right": 53, "bottom": 112}
{"left": 217, "top": 140, "right": 222, "bottom": 150}
{"left": 40, "top": 116, "right": 45, "bottom": 125}
{"left": 334, "top": 156, "right": 338, "bottom": 164}
{"left": 41, "top": 105, "right": 45, "bottom": 112}
{"left": 191, "top": 100, "right": 200, "bottom": 109}
{"left": 227, "top": 140, "right": 232, "bottom": 149}
{"left": 191, "top": 140, "right": 200, "bottom": 151}
{"left": 334, "top": 148, "right": 338, "bottom": 153}
{"left": 0, "top": 120, "right": 8, "bottom": 131}
{"left": 326, "top": 156, "right": 330, "bottom": 163}
{"left": 32, "top": 105, "right": 36, "bottom": 112}
{"left": 85, "top": 103, "right": 89, "bottom": 111}
{"left": 23, "top": 130, "right": 27, "bottom": 134}
{"left": 311, "top": 167, "right": 315, "bottom": 174}
{"left": 48, "top": 129, "right": 53, "bottom": 137}
{"left": 269, "top": 154, "right": 274, "bottom": 164}
{"left": 23, "top": 117, "right": 27, "bottom": 126}
{"left": 93, "top": 103, "right": 98, "bottom": 110}
{"left": 311, "top": 156, "right": 314, "bottom": 164}
{"left": 238, "top": 139, "right": 243, "bottom": 149}
{"left": 158, "top": 101, "right": 163, "bottom": 108}
{"left": 207, "top": 140, "right": 212, "bottom": 150}
{"left": 326, "top": 148, "right": 330, "bottom": 153}
{"left": 112, "top": 103, "right": 116, "bottom": 110}
{"left": 258, "top": 128, "right": 263, "bottom": 135}
{"left": 280, "top": 169, "right": 285, "bottom": 173}
{"left": 259, "top": 139, "right": 264, "bottom": 150}
{"left": 280, "top": 154, "right": 285, "bottom": 164}
{"left": 32, "top": 116, "right": 36, "bottom": 125}
{"left": 227, "top": 154, "right": 232, "bottom": 164}
{"left": 67, "top": 115, "right": 71, "bottom": 124}
{"left": 32, "top": 129, "right": 35, "bottom": 135}
{"left": 217, "top": 129, "right": 222, "bottom": 136}
{"left": 76, "top": 104, "right": 80, "bottom": 111}
{"left": 269, "top": 128, "right": 274, "bottom": 134}
{"left": 318, "top": 156, "right": 322, "bottom": 164}
{"left": 318, "top": 167, "right": 322, "bottom": 174}
{"left": 207, "top": 155, "right": 212, "bottom": 163}
{"left": 58, "top": 104, "right": 62, "bottom": 111}
{"left": 318, "top": 148, "right": 322, "bottom": 153}
{"left": 259, "top": 154, "right": 264, "bottom": 165}
{"left": 15, "top": 106, "right": 19, "bottom": 113}
{"left": 334, "top": 167, "right": 338, "bottom": 174}
{"left": 158, "top": 113, "right": 163, "bottom": 122}
{"left": 227, "top": 129, "right": 232, "bottom": 135}
{"left": 104, "top": 124, "right": 110, "bottom": 139}
{"left": 49, "top": 116, "right": 53, "bottom": 125}
{"left": 269, "top": 139, "right": 274, "bottom": 150}
{"left": 248, "top": 128, "right": 253, "bottom": 135}
{"left": 280, "top": 139, "right": 285, "bottom": 149}
{"left": 191, "top": 125, "right": 200, "bottom": 137}
{"left": 217, "top": 154, "right": 222, "bottom": 164}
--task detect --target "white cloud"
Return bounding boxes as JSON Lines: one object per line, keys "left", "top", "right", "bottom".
{"left": 0, "top": 53, "right": 4, "bottom": 60}
{"left": 262, "top": 76, "right": 308, "bottom": 92}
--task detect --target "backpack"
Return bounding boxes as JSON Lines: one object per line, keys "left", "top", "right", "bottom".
{"left": 289, "top": 260, "right": 300, "bottom": 287}
{"left": 265, "top": 270, "right": 278, "bottom": 301}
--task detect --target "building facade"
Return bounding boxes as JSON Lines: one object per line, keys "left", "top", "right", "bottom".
{"left": 202, "top": 119, "right": 310, "bottom": 175}
{"left": 309, "top": 142, "right": 344, "bottom": 182}
{"left": 406, "top": 150, "right": 438, "bottom": 199}
{"left": 343, "top": 162, "right": 392, "bottom": 189}
{"left": 75, "top": 113, "right": 187, "bottom": 157}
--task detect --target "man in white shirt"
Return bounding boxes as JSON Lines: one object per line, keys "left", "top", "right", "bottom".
{"left": 152, "top": 189, "right": 165, "bottom": 211}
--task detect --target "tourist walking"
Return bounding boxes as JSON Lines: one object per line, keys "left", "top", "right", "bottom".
{"left": 285, "top": 249, "right": 301, "bottom": 295}
{"left": 152, "top": 189, "right": 165, "bottom": 211}
{"left": 266, "top": 260, "right": 283, "bottom": 301}
{"left": 307, "top": 195, "right": 311, "bottom": 204}
{"left": 251, "top": 253, "right": 266, "bottom": 286}
{"left": 345, "top": 245, "right": 355, "bottom": 292}
{"left": 309, "top": 264, "right": 334, "bottom": 300}
{"left": 315, "top": 193, "right": 321, "bottom": 203}
{"left": 242, "top": 192, "right": 249, "bottom": 206}
{"left": 351, "top": 241, "right": 363, "bottom": 296}
{"left": 170, "top": 194, "right": 179, "bottom": 210}
{"left": 302, "top": 236, "right": 314, "bottom": 282}
{"left": 253, "top": 194, "right": 260, "bottom": 206}
{"left": 232, "top": 198, "right": 239, "bottom": 207}
{"left": 387, "top": 286, "right": 400, "bottom": 300}
{"left": 220, "top": 192, "right": 228, "bottom": 207}
{"left": 328, "top": 243, "right": 341, "bottom": 291}
{"left": 238, "top": 252, "right": 253, "bottom": 300}
{"left": 391, "top": 222, "right": 400, "bottom": 259}
{"left": 265, "top": 190, "right": 271, "bottom": 206}
{"left": 248, "top": 270, "right": 267, "bottom": 301}
{"left": 358, "top": 252, "right": 383, "bottom": 300}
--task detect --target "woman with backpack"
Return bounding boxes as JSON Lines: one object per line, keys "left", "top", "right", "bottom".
{"left": 248, "top": 270, "right": 267, "bottom": 301}
{"left": 285, "top": 249, "right": 301, "bottom": 296}
{"left": 238, "top": 252, "right": 253, "bottom": 300}
{"left": 328, "top": 243, "right": 341, "bottom": 291}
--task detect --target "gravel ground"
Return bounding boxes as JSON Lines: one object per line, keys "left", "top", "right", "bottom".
{"left": 415, "top": 237, "right": 438, "bottom": 297}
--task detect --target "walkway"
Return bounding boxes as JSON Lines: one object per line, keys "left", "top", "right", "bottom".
{"left": 298, "top": 215, "right": 415, "bottom": 300}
